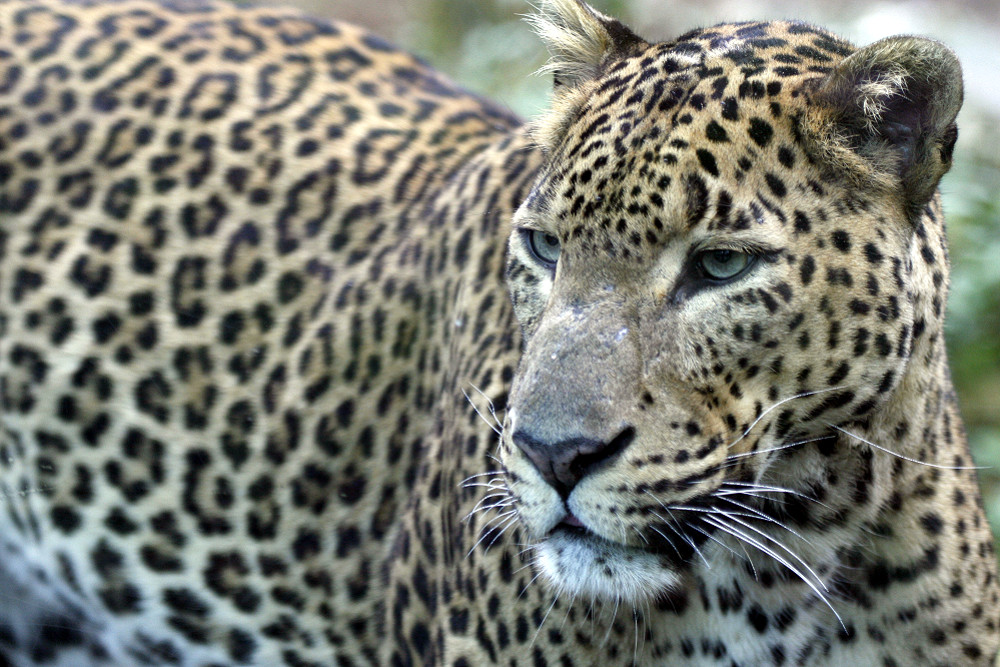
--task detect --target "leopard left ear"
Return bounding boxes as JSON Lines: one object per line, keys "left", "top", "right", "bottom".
{"left": 809, "top": 36, "right": 963, "bottom": 215}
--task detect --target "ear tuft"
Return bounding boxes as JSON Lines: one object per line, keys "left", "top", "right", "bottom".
{"left": 527, "top": 0, "right": 646, "bottom": 91}
{"left": 809, "top": 35, "right": 963, "bottom": 214}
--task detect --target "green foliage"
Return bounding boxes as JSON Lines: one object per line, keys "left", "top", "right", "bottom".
{"left": 945, "top": 149, "right": 1000, "bottom": 532}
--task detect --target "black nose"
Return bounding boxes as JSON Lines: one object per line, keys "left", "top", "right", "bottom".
{"left": 511, "top": 426, "right": 636, "bottom": 498}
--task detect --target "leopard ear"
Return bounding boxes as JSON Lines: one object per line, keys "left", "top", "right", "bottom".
{"left": 809, "top": 36, "right": 963, "bottom": 215}
{"left": 528, "top": 0, "right": 647, "bottom": 91}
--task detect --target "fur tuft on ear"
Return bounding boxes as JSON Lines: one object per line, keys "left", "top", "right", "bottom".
{"left": 807, "top": 36, "right": 963, "bottom": 216}
{"left": 526, "top": 0, "right": 646, "bottom": 91}
{"left": 526, "top": 0, "right": 646, "bottom": 151}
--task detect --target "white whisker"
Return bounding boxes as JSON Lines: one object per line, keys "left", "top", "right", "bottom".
{"left": 712, "top": 509, "right": 826, "bottom": 593}
{"left": 531, "top": 594, "right": 561, "bottom": 648}
{"left": 704, "top": 515, "right": 845, "bottom": 630}
{"left": 828, "top": 423, "right": 985, "bottom": 470}
{"left": 468, "top": 383, "right": 505, "bottom": 430}
{"left": 601, "top": 595, "right": 620, "bottom": 646}
{"left": 723, "top": 435, "right": 832, "bottom": 462}
{"left": 715, "top": 497, "right": 815, "bottom": 552}
{"left": 688, "top": 519, "right": 745, "bottom": 562}
{"left": 463, "top": 387, "right": 502, "bottom": 435}
{"left": 727, "top": 386, "right": 844, "bottom": 449}
{"left": 518, "top": 558, "right": 547, "bottom": 600}
{"left": 466, "top": 511, "right": 519, "bottom": 558}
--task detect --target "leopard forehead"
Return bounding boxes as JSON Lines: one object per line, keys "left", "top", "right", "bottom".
{"left": 521, "top": 21, "right": 854, "bottom": 255}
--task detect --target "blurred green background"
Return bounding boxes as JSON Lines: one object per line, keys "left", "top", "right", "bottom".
{"left": 288, "top": 0, "right": 1000, "bottom": 539}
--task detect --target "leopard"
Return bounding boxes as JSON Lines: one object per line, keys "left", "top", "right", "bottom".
{"left": 0, "top": 0, "right": 996, "bottom": 665}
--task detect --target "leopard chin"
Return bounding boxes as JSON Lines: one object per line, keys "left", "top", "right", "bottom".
{"left": 534, "top": 526, "right": 684, "bottom": 605}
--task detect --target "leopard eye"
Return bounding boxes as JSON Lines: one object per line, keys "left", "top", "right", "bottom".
{"left": 527, "top": 230, "right": 561, "bottom": 267}
{"left": 698, "top": 248, "right": 752, "bottom": 281}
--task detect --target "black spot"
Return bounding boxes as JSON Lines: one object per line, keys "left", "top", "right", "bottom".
{"left": 764, "top": 173, "right": 786, "bottom": 198}
{"left": 129, "top": 291, "right": 155, "bottom": 316}
{"left": 799, "top": 256, "right": 815, "bottom": 285}
{"left": 228, "top": 627, "right": 257, "bottom": 663}
{"left": 705, "top": 121, "right": 729, "bottom": 142}
{"left": 920, "top": 512, "right": 943, "bottom": 535}
{"left": 828, "top": 361, "right": 850, "bottom": 385}
{"left": 277, "top": 271, "right": 304, "bottom": 303}
{"left": 747, "top": 118, "right": 773, "bottom": 147}
{"left": 163, "top": 588, "right": 211, "bottom": 617}
{"left": 696, "top": 149, "right": 719, "bottom": 177}
{"left": 338, "top": 477, "right": 366, "bottom": 504}
{"left": 99, "top": 583, "right": 142, "bottom": 615}
{"left": 292, "top": 529, "right": 322, "bottom": 561}
{"left": 793, "top": 210, "right": 811, "bottom": 234}
{"left": 684, "top": 174, "right": 710, "bottom": 227}
{"left": 92, "top": 312, "right": 122, "bottom": 344}
{"left": 51, "top": 505, "right": 82, "bottom": 533}
{"left": 776, "top": 146, "right": 794, "bottom": 168}
{"left": 831, "top": 230, "right": 851, "bottom": 252}
{"left": 848, "top": 300, "right": 870, "bottom": 315}
{"left": 721, "top": 96, "right": 739, "bottom": 120}
{"left": 747, "top": 605, "right": 768, "bottom": 633}
{"left": 863, "top": 243, "right": 884, "bottom": 264}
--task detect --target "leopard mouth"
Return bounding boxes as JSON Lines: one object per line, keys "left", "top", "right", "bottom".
{"left": 550, "top": 508, "right": 714, "bottom": 570}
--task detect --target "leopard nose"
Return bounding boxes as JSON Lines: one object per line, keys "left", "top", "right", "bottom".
{"left": 511, "top": 426, "right": 636, "bottom": 498}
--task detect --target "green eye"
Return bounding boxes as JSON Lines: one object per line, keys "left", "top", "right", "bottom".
{"left": 698, "top": 249, "right": 751, "bottom": 280}
{"left": 527, "top": 230, "right": 561, "bottom": 266}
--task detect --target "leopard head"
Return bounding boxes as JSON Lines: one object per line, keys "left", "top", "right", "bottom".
{"left": 499, "top": 0, "right": 962, "bottom": 604}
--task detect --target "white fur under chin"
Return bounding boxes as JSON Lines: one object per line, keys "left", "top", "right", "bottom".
{"left": 536, "top": 529, "right": 681, "bottom": 605}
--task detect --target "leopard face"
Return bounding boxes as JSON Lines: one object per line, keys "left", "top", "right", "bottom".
{"left": 499, "top": 2, "right": 969, "bottom": 608}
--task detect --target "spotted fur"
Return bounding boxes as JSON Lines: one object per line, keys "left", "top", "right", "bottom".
{"left": 0, "top": 0, "right": 995, "bottom": 665}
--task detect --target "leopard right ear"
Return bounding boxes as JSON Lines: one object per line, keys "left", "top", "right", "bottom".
{"left": 528, "top": 0, "right": 647, "bottom": 91}
{"left": 527, "top": 0, "right": 646, "bottom": 150}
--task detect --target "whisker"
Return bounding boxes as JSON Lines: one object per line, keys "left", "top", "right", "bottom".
{"left": 716, "top": 481, "right": 834, "bottom": 510}
{"left": 722, "top": 435, "right": 832, "bottom": 463}
{"left": 688, "top": 519, "right": 745, "bottom": 562}
{"left": 465, "top": 491, "right": 512, "bottom": 514}
{"left": 645, "top": 520, "right": 686, "bottom": 562}
{"left": 644, "top": 498, "right": 709, "bottom": 567}
{"left": 558, "top": 592, "right": 577, "bottom": 632}
{"left": 713, "top": 509, "right": 825, "bottom": 591}
{"left": 485, "top": 513, "right": 521, "bottom": 550}
{"left": 715, "top": 496, "right": 815, "bottom": 550}
{"left": 516, "top": 563, "right": 545, "bottom": 594}
{"left": 601, "top": 595, "right": 621, "bottom": 646}
{"left": 632, "top": 606, "right": 643, "bottom": 666}
{"left": 463, "top": 501, "right": 516, "bottom": 524}
{"left": 703, "top": 515, "right": 845, "bottom": 630}
{"left": 644, "top": 491, "right": 693, "bottom": 552}
{"left": 463, "top": 388, "right": 502, "bottom": 435}
{"left": 828, "top": 423, "right": 986, "bottom": 470}
{"left": 466, "top": 511, "right": 519, "bottom": 558}
{"left": 460, "top": 481, "right": 509, "bottom": 492}
{"left": 727, "top": 386, "right": 844, "bottom": 449}
{"left": 459, "top": 470, "right": 505, "bottom": 487}
{"left": 512, "top": 549, "right": 545, "bottom": 589}
{"left": 516, "top": 544, "right": 539, "bottom": 559}
{"left": 531, "top": 594, "right": 562, "bottom": 648}
{"left": 468, "top": 383, "right": 505, "bottom": 430}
